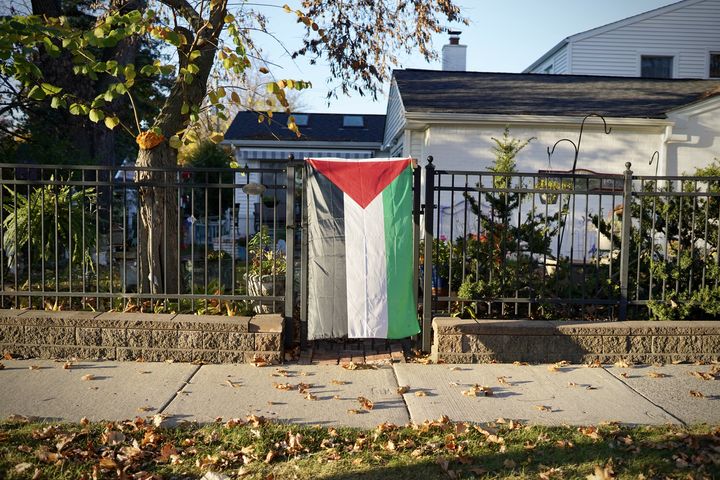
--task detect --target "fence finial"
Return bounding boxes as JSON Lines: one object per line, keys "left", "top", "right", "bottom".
{"left": 288, "top": 154, "right": 295, "bottom": 162}
{"left": 625, "top": 162, "right": 632, "bottom": 171}
{"left": 427, "top": 155, "right": 434, "bottom": 165}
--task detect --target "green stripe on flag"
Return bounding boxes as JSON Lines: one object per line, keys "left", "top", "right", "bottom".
{"left": 383, "top": 166, "right": 420, "bottom": 339}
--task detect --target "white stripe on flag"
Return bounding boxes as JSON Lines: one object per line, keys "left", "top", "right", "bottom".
{"left": 345, "top": 192, "right": 389, "bottom": 338}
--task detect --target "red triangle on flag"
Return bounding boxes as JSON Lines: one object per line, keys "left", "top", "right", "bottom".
{"left": 308, "top": 158, "right": 410, "bottom": 209}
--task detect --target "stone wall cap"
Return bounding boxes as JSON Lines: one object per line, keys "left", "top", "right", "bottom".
{"left": 249, "top": 314, "right": 283, "bottom": 333}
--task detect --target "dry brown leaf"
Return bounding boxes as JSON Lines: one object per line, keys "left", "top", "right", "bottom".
{"left": 304, "top": 393, "right": 317, "bottom": 401}
{"left": 648, "top": 372, "right": 668, "bottom": 378}
{"left": 462, "top": 384, "right": 493, "bottom": 397}
{"left": 585, "top": 359, "right": 603, "bottom": 368}
{"left": 534, "top": 405, "right": 551, "bottom": 412}
{"left": 252, "top": 356, "right": 270, "bottom": 367}
{"left": 330, "top": 379, "right": 348, "bottom": 385}
{"left": 539, "top": 467, "right": 563, "bottom": 479}
{"left": 3, "top": 353, "right": 13, "bottom": 360}
{"left": 448, "top": 366, "right": 461, "bottom": 371}
{"left": 579, "top": 426, "right": 602, "bottom": 440}
{"left": 397, "top": 385, "right": 410, "bottom": 394}
{"left": 14, "top": 462, "right": 33, "bottom": 473}
{"left": 347, "top": 409, "right": 361, "bottom": 415}
{"left": 497, "top": 376, "right": 510, "bottom": 385}
{"left": 29, "top": 365, "right": 40, "bottom": 370}
{"left": 332, "top": 395, "right": 341, "bottom": 400}
{"left": 225, "top": 380, "right": 242, "bottom": 388}
{"left": 136, "top": 406, "right": 153, "bottom": 412}
{"left": 341, "top": 362, "right": 376, "bottom": 370}
{"left": 357, "top": 396, "right": 374, "bottom": 410}
{"left": 689, "top": 371, "right": 716, "bottom": 381}
{"left": 81, "top": 374, "right": 95, "bottom": 381}
{"left": 690, "top": 390, "right": 705, "bottom": 398}
{"left": 586, "top": 462, "right": 615, "bottom": 480}
{"left": 98, "top": 457, "right": 118, "bottom": 470}
{"left": 0, "top": 363, "right": 4, "bottom": 370}
{"left": 272, "top": 382, "right": 294, "bottom": 391}
{"left": 272, "top": 369, "right": 291, "bottom": 377}
{"left": 568, "top": 382, "right": 578, "bottom": 387}
{"left": 513, "top": 361, "right": 529, "bottom": 366}
{"left": 614, "top": 359, "right": 632, "bottom": 368}
{"left": 104, "top": 430, "right": 125, "bottom": 446}
{"left": 620, "top": 372, "right": 629, "bottom": 378}
{"left": 415, "top": 390, "right": 427, "bottom": 397}
{"left": 62, "top": 361, "right": 72, "bottom": 370}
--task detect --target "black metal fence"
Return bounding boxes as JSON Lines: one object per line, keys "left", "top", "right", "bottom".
{"left": 0, "top": 163, "right": 290, "bottom": 315}
{"left": 419, "top": 158, "right": 720, "bottom": 349}
{"left": 3, "top": 160, "right": 719, "bottom": 351}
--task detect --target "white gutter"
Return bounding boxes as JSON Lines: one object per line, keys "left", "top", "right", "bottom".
{"left": 222, "top": 139, "right": 383, "bottom": 149}
{"left": 403, "top": 112, "right": 673, "bottom": 130}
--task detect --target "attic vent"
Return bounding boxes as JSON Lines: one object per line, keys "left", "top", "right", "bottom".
{"left": 343, "top": 115, "right": 364, "bottom": 127}
{"left": 293, "top": 114, "right": 309, "bottom": 126}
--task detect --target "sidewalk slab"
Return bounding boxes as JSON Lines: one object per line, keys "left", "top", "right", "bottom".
{"left": 393, "top": 364, "right": 680, "bottom": 426}
{"left": 0, "top": 359, "right": 195, "bottom": 422}
{"left": 162, "top": 365, "right": 409, "bottom": 428}
{"left": 605, "top": 364, "right": 720, "bottom": 425}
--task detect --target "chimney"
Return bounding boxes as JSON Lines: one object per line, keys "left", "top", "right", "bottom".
{"left": 442, "top": 30, "right": 467, "bottom": 71}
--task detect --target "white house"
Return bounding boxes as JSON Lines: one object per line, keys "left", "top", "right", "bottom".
{"left": 524, "top": 0, "right": 720, "bottom": 79}
{"left": 383, "top": 68, "right": 720, "bottom": 176}
{"left": 222, "top": 111, "right": 385, "bottom": 236}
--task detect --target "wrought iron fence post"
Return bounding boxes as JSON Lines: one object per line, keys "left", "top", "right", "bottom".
{"left": 412, "top": 160, "right": 422, "bottom": 343}
{"left": 422, "top": 156, "right": 436, "bottom": 352}
{"left": 619, "top": 162, "right": 633, "bottom": 321}
{"left": 285, "top": 155, "right": 296, "bottom": 342}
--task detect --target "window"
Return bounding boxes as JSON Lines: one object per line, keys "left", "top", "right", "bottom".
{"left": 710, "top": 53, "right": 720, "bottom": 78}
{"left": 641, "top": 55, "right": 673, "bottom": 78}
{"left": 292, "top": 114, "right": 309, "bottom": 126}
{"left": 342, "top": 115, "right": 364, "bottom": 128}
{"left": 543, "top": 64, "right": 553, "bottom": 74}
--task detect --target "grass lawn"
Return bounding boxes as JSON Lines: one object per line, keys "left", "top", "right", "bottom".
{"left": 0, "top": 416, "right": 718, "bottom": 479}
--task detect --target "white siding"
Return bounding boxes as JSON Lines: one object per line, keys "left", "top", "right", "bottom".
{"left": 528, "top": 45, "right": 569, "bottom": 74}
{"left": 417, "top": 124, "right": 665, "bottom": 176}
{"left": 667, "top": 103, "right": 720, "bottom": 175}
{"left": 570, "top": 0, "right": 720, "bottom": 78}
{"left": 383, "top": 81, "right": 406, "bottom": 147}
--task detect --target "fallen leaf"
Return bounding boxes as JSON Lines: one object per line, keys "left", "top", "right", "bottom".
{"left": 330, "top": 379, "right": 348, "bottom": 385}
{"left": 98, "top": 457, "right": 118, "bottom": 470}
{"left": 252, "top": 356, "right": 270, "bottom": 367}
{"left": 397, "top": 385, "right": 410, "bottom": 394}
{"left": 81, "top": 374, "right": 95, "bottom": 381}
{"left": 29, "top": 365, "right": 40, "bottom": 370}
{"left": 80, "top": 417, "right": 89, "bottom": 426}
{"left": 648, "top": 372, "right": 668, "bottom": 378}
{"left": 332, "top": 395, "right": 341, "bottom": 400}
{"left": 497, "top": 376, "right": 510, "bottom": 385}
{"left": 272, "top": 382, "right": 294, "bottom": 391}
{"left": 513, "top": 361, "right": 529, "bottom": 366}
{"left": 347, "top": 409, "right": 362, "bottom": 415}
{"left": 579, "top": 426, "right": 602, "bottom": 440}
{"left": 586, "top": 462, "right": 615, "bottom": 480}
{"left": 503, "top": 459, "right": 516, "bottom": 468}
{"left": 137, "top": 406, "right": 153, "bottom": 412}
{"left": 448, "top": 366, "right": 461, "bottom": 371}
{"left": 304, "top": 393, "right": 317, "bottom": 400}
{"left": 3, "top": 353, "right": 13, "bottom": 360}
{"left": 585, "top": 359, "right": 603, "bottom": 368}
{"left": 63, "top": 361, "right": 72, "bottom": 370}
{"left": 341, "top": 362, "right": 376, "bottom": 370}
{"left": 534, "top": 405, "right": 551, "bottom": 412}
{"left": 462, "top": 384, "right": 493, "bottom": 397}
{"left": 225, "top": 380, "right": 242, "bottom": 388}
{"left": 620, "top": 372, "right": 629, "bottom": 378}
{"left": 415, "top": 391, "right": 427, "bottom": 397}
{"left": 0, "top": 363, "right": 4, "bottom": 370}
{"left": 614, "top": 359, "right": 632, "bottom": 368}
{"left": 272, "top": 369, "right": 291, "bottom": 377}
{"left": 689, "top": 371, "right": 716, "bottom": 381}
{"left": 357, "top": 396, "right": 374, "bottom": 410}
{"left": 690, "top": 390, "right": 705, "bottom": 398}
{"left": 15, "top": 462, "right": 33, "bottom": 473}
{"left": 568, "top": 381, "right": 578, "bottom": 387}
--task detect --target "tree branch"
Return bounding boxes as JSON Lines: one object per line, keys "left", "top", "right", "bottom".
{"left": 156, "top": 0, "right": 202, "bottom": 30}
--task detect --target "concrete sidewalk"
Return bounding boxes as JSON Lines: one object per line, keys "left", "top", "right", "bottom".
{"left": 1, "top": 359, "right": 718, "bottom": 427}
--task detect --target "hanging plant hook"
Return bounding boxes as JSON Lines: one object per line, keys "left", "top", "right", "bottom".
{"left": 649, "top": 151, "right": 660, "bottom": 177}
{"left": 546, "top": 113, "right": 612, "bottom": 173}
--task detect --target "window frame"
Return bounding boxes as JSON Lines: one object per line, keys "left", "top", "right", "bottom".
{"left": 709, "top": 52, "right": 720, "bottom": 78}
{"left": 640, "top": 54, "right": 675, "bottom": 79}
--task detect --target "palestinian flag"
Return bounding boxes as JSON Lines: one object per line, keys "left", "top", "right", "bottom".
{"left": 306, "top": 157, "right": 419, "bottom": 340}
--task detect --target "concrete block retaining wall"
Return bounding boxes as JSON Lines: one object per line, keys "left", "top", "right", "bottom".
{"left": 0, "top": 310, "right": 283, "bottom": 364}
{"left": 432, "top": 318, "right": 720, "bottom": 364}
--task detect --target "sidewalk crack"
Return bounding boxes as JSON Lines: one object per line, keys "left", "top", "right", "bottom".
{"left": 157, "top": 364, "right": 202, "bottom": 415}
{"left": 599, "top": 367, "right": 686, "bottom": 426}
{"left": 390, "top": 364, "right": 412, "bottom": 423}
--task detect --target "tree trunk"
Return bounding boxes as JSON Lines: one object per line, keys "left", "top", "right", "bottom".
{"left": 136, "top": 143, "right": 180, "bottom": 296}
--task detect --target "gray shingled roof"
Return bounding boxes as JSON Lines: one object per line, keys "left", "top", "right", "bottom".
{"left": 394, "top": 69, "right": 720, "bottom": 119}
{"left": 224, "top": 111, "right": 386, "bottom": 142}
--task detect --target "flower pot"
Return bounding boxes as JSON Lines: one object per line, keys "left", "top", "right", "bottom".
{"left": 245, "top": 273, "right": 285, "bottom": 313}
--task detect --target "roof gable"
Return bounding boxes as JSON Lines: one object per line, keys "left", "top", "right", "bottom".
{"left": 393, "top": 69, "right": 720, "bottom": 119}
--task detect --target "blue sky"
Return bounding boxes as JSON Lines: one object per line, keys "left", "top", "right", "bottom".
{"left": 253, "top": 0, "right": 680, "bottom": 114}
